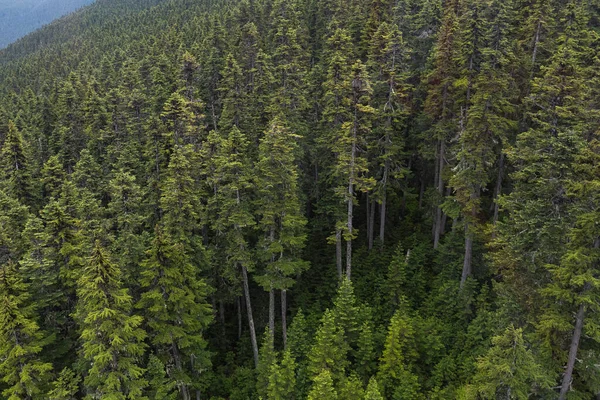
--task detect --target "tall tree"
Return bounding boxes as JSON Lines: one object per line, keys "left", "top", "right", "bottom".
{"left": 0, "top": 262, "right": 53, "bottom": 400}
{"left": 254, "top": 117, "right": 308, "bottom": 345}
{"left": 75, "top": 241, "right": 147, "bottom": 399}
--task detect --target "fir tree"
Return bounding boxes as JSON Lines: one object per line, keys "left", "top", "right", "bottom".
{"left": 0, "top": 262, "right": 53, "bottom": 400}
{"left": 254, "top": 117, "right": 308, "bottom": 345}
{"left": 47, "top": 368, "right": 81, "bottom": 400}
{"left": 307, "top": 369, "right": 338, "bottom": 400}
{"left": 75, "top": 241, "right": 147, "bottom": 399}
{"left": 137, "top": 227, "right": 213, "bottom": 400}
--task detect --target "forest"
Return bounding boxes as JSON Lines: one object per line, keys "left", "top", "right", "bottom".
{"left": 0, "top": 0, "right": 599, "bottom": 398}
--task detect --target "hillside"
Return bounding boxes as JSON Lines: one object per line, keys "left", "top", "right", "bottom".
{"left": 0, "top": 0, "right": 599, "bottom": 399}
{"left": 0, "top": 0, "right": 96, "bottom": 49}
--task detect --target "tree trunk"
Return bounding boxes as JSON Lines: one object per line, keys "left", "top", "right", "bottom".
{"left": 346, "top": 187, "right": 353, "bottom": 279}
{"left": 269, "top": 287, "right": 275, "bottom": 342}
{"left": 281, "top": 289, "right": 287, "bottom": 349}
{"left": 241, "top": 264, "right": 259, "bottom": 367}
{"left": 380, "top": 157, "right": 390, "bottom": 244}
{"left": 461, "top": 224, "right": 473, "bottom": 289}
{"left": 461, "top": 188, "right": 479, "bottom": 289}
{"left": 336, "top": 229, "right": 342, "bottom": 279}
{"left": 559, "top": 303, "right": 585, "bottom": 400}
{"left": 433, "top": 140, "right": 445, "bottom": 249}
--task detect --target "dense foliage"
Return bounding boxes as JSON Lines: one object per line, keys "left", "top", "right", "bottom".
{"left": 0, "top": 0, "right": 599, "bottom": 398}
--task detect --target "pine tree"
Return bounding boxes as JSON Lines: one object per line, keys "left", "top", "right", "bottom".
{"left": 203, "top": 126, "right": 258, "bottom": 366}
{"left": 257, "top": 328, "right": 277, "bottom": 400}
{"left": 0, "top": 262, "right": 53, "bottom": 400}
{"left": 75, "top": 241, "right": 147, "bottom": 399}
{"left": 423, "top": 0, "right": 463, "bottom": 249}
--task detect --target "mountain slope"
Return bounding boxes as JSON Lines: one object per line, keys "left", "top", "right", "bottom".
{"left": 0, "top": 0, "right": 96, "bottom": 49}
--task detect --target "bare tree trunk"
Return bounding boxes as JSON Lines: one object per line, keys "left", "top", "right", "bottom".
{"left": 433, "top": 140, "right": 445, "bottom": 249}
{"left": 559, "top": 303, "right": 585, "bottom": 400}
{"left": 379, "top": 157, "right": 389, "bottom": 244}
{"left": 366, "top": 193, "right": 373, "bottom": 250}
{"left": 269, "top": 287, "right": 275, "bottom": 342}
{"left": 461, "top": 224, "right": 473, "bottom": 289}
{"left": 461, "top": 189, "right": 479, "bottom": 288}
{"left": 281, "top": 289, "right": 287, "bottom": 349}
{"left": 241, "top": 264, "right": 259, "bottom": 367}
{"left": 336, "top": 229, "right": 342, "bottom": 279}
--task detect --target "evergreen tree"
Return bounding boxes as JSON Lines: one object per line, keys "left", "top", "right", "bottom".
{"left": 308, "top": 309, "right": 349, "bottom": 384}
{"left": 144, "top": 355, "right": 178, "bottom": 400}
{"left": 47, "top": 368, "right": 81, "bottom": 400}
{"left": 267, "top": 349, "right": 296, "bottom": 400}
{"left": 467, "top": 325, "right": 551, "bottom": 399}
{"left": 364, "top": 377, "right": 384, "bottom": 400}
{"left": 75, "top": 241, "right": 147, "bottom": 399}
{"left": 137, "top": 227, "right": 213, "bottom": 400}
{"left": 0, "top": 121, "right": 34, "bottom": 205}
{"left": 254, "top": 117, "right": 308, "bottom": 345}
{"left": 0, "top": 262, "right": 53, "bottom": 400}
{"left": 377, "top": 309, "right": 420, "bottom": 399}
{"left": 308, "top": 369, "right": 338, "bottom": 400}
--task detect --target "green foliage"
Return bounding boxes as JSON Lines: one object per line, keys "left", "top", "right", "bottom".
{"left": 0, "top": 262, "right": 53, "bottom": 399}
{"left": 75, "top": 241, "right": 147, "bottom": 399}
{"left": 466, "top": 325, "right": 551, "bottom": 399}
{"left": 47, "top": 368, "right": 81, "bottom": 400}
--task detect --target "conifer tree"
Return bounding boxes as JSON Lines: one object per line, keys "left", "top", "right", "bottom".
{"left": 377, "top": 309, "right": 420, "bottom": 399}
{"left": 47, "top": 368, "right": 81, "bottom": 400}
{"left": 451, "top": 0, "right": 518, "bottom": 287}
{"left": 75, "top": 241, "right": 147, "bottom": 399}
{"left": 204, "top": 126, "right": 259, "bottom": 366}
{"left": 0, "top": 121, "right": 34, "bottom": 205}
{"left": 254, "top": 117, "right": 308, "bottom": 345}
{"left": 366, "top": 21, "right": 411, "bottom": 247}
{"left": 308, "top": 309, "right": 349, "bottom": 384}
{"left": 267, "top": 349, "right": 296, "bottom": 400}
{"left": 468, "top": 325, "right": 551, "bottom": 399}
{"left": 423, "top": 0, "right": 463, "bottom": 249}
{"left": 137, "top": 227, "right": 212, "bottom": 400}
{"left": 364, "top": 377, "right": 384, "bottom": 400}
{"left": 0, "top": 262, "right": 53, "bottom": 400}
{"left": 256, "top": 328, "right": 277, "bottom": 400}
{"left": 308, "top": 369, "right": 338, "bottom": 400}
{"left": 144, "top": 355, "right": 177, "bottom": 400}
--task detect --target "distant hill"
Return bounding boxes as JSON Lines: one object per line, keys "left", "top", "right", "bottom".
{"left": 0, "top": 0, "right": 95, "bottom": 48}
